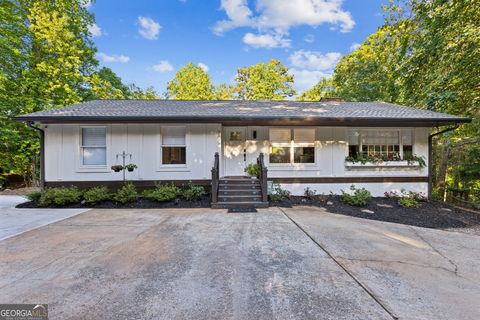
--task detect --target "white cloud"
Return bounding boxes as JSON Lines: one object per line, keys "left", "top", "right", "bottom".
{"left": 214, "top": 0, "right": 355, "bottom": 48}
{"left": 152, "top": 60, "right": 174, "bottom": 72}
{"left": 98, "top": 53, "right": 130, "bottom": 63}
{"left": 289, "top": 50, "right": 341, "bottom": 71}
{"left": 198, "top": 63, "right": 209, "bottom": 72}
{"left": 289, "top": 68, "right": 329, "bottom": 93}
{"left": 242, "top": 32, "right": 291, "bottom": 49}
{"left": 138, "top": 16, "right": 161, "bottom": 40}
{"left": 349, "top": 42, "right": 361, "bottom": 51}
{"left": 88, "top": 23, "right": 102, "bottom": 37}
{"left": 304, "top": 34, "right": 315, "bottom": 43}
{"left": 288, "top": 50, "right": 341, "bottom": 93}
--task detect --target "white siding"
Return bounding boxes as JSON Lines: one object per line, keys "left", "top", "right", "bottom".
{"left": 44, "top": 123, "right": 221, "bottom": 182}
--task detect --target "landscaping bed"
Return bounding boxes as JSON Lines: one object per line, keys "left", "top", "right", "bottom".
{"left": 17, "top": 196, "right": 211, "bottom": 209}
{"left": 271, "top": 195, "right": 480, "bottom": 230}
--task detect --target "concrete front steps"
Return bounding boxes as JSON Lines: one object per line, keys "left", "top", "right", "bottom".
{"left": 211, "top": 177, "right": 268, "bottom": 209}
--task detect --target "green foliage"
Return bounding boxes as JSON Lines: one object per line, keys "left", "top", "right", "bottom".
{"left": 332, "top": 0, "right": 480, "bottom": 204}
{"left": 143, "top": 184, "right": 180, "bottom": 202}
{"left": 235, "top": 59, "right": 295, "bottom": 100}
{"left": 398, "top": 196, "right": 420, "bottom": 208}
{"left": 304, "top": 187, "right": 316, "bottom": 200}
{"left": 124, "top": 164, "right": 138, "bottom": 171}
{"left": 269, "top": 183, "right": 291, "bottom": 202}
{"left": 296, "top": 77, "right": 337, "bottom": 101}
{"left": 114, "top": 183, "right": 138, "bottom": 204}
{"left": 25, "top": 190, "right": 42, "bottom": 202}
{"left": 83, "top": 186, "right": 111, "bottom": 205}
{"left": 345, "top": 153, "right": 426, "bottom": 168}
{"left": 214, "top": 83, "right": 236, "bottom": 100}
{"left": 340, "top": 185, "right": 371, "bottom": 207}
{"left": 39, "top": 186, "right": 81, "bottom": 206}
{"left": 166, "top": 63, "right": 215, "bottom": 100}
{"left": 244, "top": 163, "right": 260, "bottom": 177}
{"left": 182, "top": 183, "right": 206, "bottom": 201}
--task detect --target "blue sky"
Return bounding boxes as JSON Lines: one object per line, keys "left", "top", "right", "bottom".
{"left": 87, "top": 0, "right": 386, "bottom": 95}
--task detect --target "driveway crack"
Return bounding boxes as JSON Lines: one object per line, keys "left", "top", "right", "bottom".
{"left": 409, "top": 226, "right": 459, "bottom": 275}
{"left": 278, "top": 207, "right": 398, "bottom": 320}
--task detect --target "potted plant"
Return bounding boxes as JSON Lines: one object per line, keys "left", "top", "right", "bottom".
{"left": 111, "top": 165, "right": 123, "bottom": 172}
{"left": 245, "top": 163, "right": 260, "bottom": 179}
{"left": 125, "top": 163, "right": 138, "bottom": 172}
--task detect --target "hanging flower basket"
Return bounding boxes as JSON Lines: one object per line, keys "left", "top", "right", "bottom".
{"left": 125, "top": 164, "right": 138, "bottom": 172}
{"left": 111, "top": 165, "right": 124, "bottom": 172}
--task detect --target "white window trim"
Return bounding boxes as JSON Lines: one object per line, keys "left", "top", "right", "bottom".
{"left": 268, "top": 127, "right": 317, "bottom": 167}
{"left": 346, "top": 128, "right": 416, "bottom": 163}
{"left": 76, "top": 126, "right": 110, "bottom": 173}
{"left": 157, "top": 125, "right": 191, "bottom": 172}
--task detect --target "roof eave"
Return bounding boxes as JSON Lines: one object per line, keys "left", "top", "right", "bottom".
{"left": 13, "top": 115, "right": 471, "bottom": 127}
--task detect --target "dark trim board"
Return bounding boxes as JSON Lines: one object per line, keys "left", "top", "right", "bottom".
{"left": 269, "top": 176, "right": 429, "bottom": 183}
{"left": 45, "top": 180, "right": 211, "bottom": 190}
{"left": 45, "top": 176, "right": 428, "bottom": 189}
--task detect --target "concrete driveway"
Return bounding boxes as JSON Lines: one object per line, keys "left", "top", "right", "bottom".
{"left": 0, "top": 206, "right": 479, "bottom": 320}
{"left": 0, "top": 195, "right": 88, "bottom": 240}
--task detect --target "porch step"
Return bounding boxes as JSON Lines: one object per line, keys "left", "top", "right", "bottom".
{"left": 212, "top": 176, "right": 268, "bottom": 209}
{"left": 218, "top": 189, "right": 261, "bottom": 196}
{"left": 211, "top": 201, "right": 269, "bottom": 209}
{"left": 218, "top": 195, "right": 263, "bottom": 202}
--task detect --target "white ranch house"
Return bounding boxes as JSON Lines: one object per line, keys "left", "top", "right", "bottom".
{"left": 15, "top": 99, "right": 470, "bottom": 208}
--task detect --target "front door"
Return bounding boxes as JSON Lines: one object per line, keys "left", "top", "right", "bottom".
{"left": 223, "top": 127, "right": 247, "bottom": 176}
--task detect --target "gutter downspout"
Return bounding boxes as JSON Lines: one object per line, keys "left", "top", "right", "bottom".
{"left": 26, "top": 121, "right": 45, "bottom": 189}
{"left": 428, "top": 125, "right": 459, "bottom": 200}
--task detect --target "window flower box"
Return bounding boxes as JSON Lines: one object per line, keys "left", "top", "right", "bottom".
{"left": 345, "top": 160, "right": 422, "bottom": 168}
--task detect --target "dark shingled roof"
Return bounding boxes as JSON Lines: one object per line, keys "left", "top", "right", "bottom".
{"left": 14, "top": 99, "right": 470, "bottom": 127}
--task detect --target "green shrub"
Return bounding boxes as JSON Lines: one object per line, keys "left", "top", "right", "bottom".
{"left": 304, "top": 187, "right": 316, "bottom": 200}
{"left": 340, "top": 185, "right": 371, "bottom": 207}
{"left": 39, "top": 186, "right": 81, "bottom": 206}
{"left": 114, "top": 183, "right": 138, "bottom": 204}
{"left": 182, "top": 183, "right": 206, "bottom": 201}
{"left": 83, "top": 186, "right": 111, "bottom": 205}
{"left": 269, "top": 183, "right": 291, "bottom": 202}
{"left": 143, "top": 184, "right": 180, "bottom": 202}
{"left": 245, "top": 163, "right": 260, "bottom": 177}
{"left": 398, "top": 196, "right": 420, "bottom": 208}
{"left": 25, "top": 190, "right": 42, "bottom": 202}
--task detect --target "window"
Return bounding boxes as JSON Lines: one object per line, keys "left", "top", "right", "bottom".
{"left": 81, "top": 127, "right": 106, "bottom": 166}
{"left": 348, "top": 129, "right": 413, "bottom": 160}
{"left": 162, "top": 127, "right": 186, "bottom": 165}
{"left": 269, "top": 128, "right": 315, "bottom": 164}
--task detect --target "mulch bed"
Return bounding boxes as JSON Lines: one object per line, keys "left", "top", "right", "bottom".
{"left": 271, "top": 196, "right": 480, "bottom": 230}
{"left": 16, "top": 196, "right": 211, "bottom": 209}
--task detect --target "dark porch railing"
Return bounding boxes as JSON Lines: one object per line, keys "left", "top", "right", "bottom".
{"left": 257, "top": 153, "right": 268, "bottom": 203}
{"left": 211, "top": 152, "right": 219, "bottom": 203}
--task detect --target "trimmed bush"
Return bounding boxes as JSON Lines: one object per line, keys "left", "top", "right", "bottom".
{"left": 143, "top": 184, "right": 180, "bottom": 202}
{"left": 25, "top": 190, "right": 42, "bottom": 202}
{"left": 304, "top": 187, "right": 316, "bottom": 200}
{"left": 39, "top": 186, "right": 81, "bottom": 206}
{"left": 114, "top": 183, "right": 137, "bottom": 204}
{"left": 269, "top": 183, "right": 291, "bottom": 202}
{"left": 398, "top": 196, "right": 420, "bottom": 208}
{"left": 83, "top": 186, "right": 111, "bottom": 205}
{"left": 182, "top": 183, "right": 206, "bottom": 201}
{"left": 340, "top": 185, "right": 371, "bottom": 207}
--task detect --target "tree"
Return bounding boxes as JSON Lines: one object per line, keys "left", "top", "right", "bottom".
{"left": 166, "top": 63, "right": 215, "bottom": 100}
{"left": 214, "top": 83, "right": 236, "bottom": 100}
{"left": 296, "top": 77, "right": 336, "bottom": 101}
{"left": 0, "top": 0, "right": 97, "bottom": 184}
{"left": 234, "top": 59, "right": 295, "bottom": 100}
{"left": 331, "top": 0, "right": 480, "bottom": 203}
